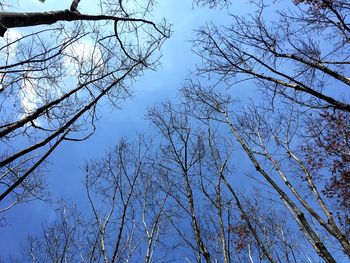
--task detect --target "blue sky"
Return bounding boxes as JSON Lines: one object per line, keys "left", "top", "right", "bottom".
{"left": 1, "top": 1, "right": 349, "bottom": 262}
{"left": 0, "top": 0, "right": 254, "bottom": 257}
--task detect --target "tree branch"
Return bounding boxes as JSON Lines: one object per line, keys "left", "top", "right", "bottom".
{"left": 0, "top": 10, "right": 166, "bottom": 37}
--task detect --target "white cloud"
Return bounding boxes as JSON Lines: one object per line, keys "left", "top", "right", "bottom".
{"left": 17, "top": 41, "right": 102, "bottom": 118}
{"left": 0, "top": 30, "right": 23, "bottom": 59}
{"left": 0, "top": 30, "right": 22, "bottom": 92}
{"left": 63, "top": 41, "right": 103, "bottom": 75}
{"left": 20, "top": 72, "right": 39, "bottom": 116}
{"left": 4, "top": 30, "right": 22, "bottom": 44}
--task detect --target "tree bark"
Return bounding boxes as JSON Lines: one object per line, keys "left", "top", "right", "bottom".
{"left": 0, "top": 10, "right": 157, "bottom": 37}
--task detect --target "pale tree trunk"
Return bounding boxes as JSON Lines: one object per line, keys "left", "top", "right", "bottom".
{"left": 207, "top": 127, "right": 276, "bottom": 263}
{"left": 222, "top": 110, "right": 337, "bottom": 263}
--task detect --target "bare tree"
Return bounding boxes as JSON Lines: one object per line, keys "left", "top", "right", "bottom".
{"left": 147, "top": 102, "right": 308, "bottom": 262}
{"left": 16, "top": 137, "right": 172, "bottom": 263}
{"left": 181, "top": 81, "right": 349, "bottom": 262}
{"left": 148, "top": 103, "right": 213, "bottom": 263}
{"left": 181, "top": 0, "right": 350, "bottom": 261}
{"left": 193, "top": 0, "right": 350, "bottom": 112}
{"left": 0, "top": 0, "right": 169, "bottom": 209}
{"left": 84, "top": 138, "right": 147, "bottom": 262}
{"left": 14, "top": 102, "right": 325, "bottom": 262}
{"left": 23, "top": 204, "right": 86, "bottom": 262}
{"left": 7, "top": 1, "right": 350, "bottom": 262}
{"left": 84, "top": 137, "right": 172, "bottom": 262}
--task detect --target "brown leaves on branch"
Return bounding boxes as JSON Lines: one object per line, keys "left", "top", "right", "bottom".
{"left": 303, "top": 110, "right": 350, "bottom": 236}
{"left": 293, "top": 0, "right": 332, "bottom": 10}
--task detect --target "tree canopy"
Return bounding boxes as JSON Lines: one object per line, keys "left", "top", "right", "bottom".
{"left": 0, "top": 0, "right": 349, "bottom": 262}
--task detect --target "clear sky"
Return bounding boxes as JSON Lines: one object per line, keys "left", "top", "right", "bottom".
{"left": 0, "top": 0, "right": 254, "bottom": 258}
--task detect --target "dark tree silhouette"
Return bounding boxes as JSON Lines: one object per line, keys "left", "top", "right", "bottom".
{"left": 194, "top": 0, "right": 350, "bottom": 111}
{"left": 0, "top": 0, "right": 169, "bottom": 213}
